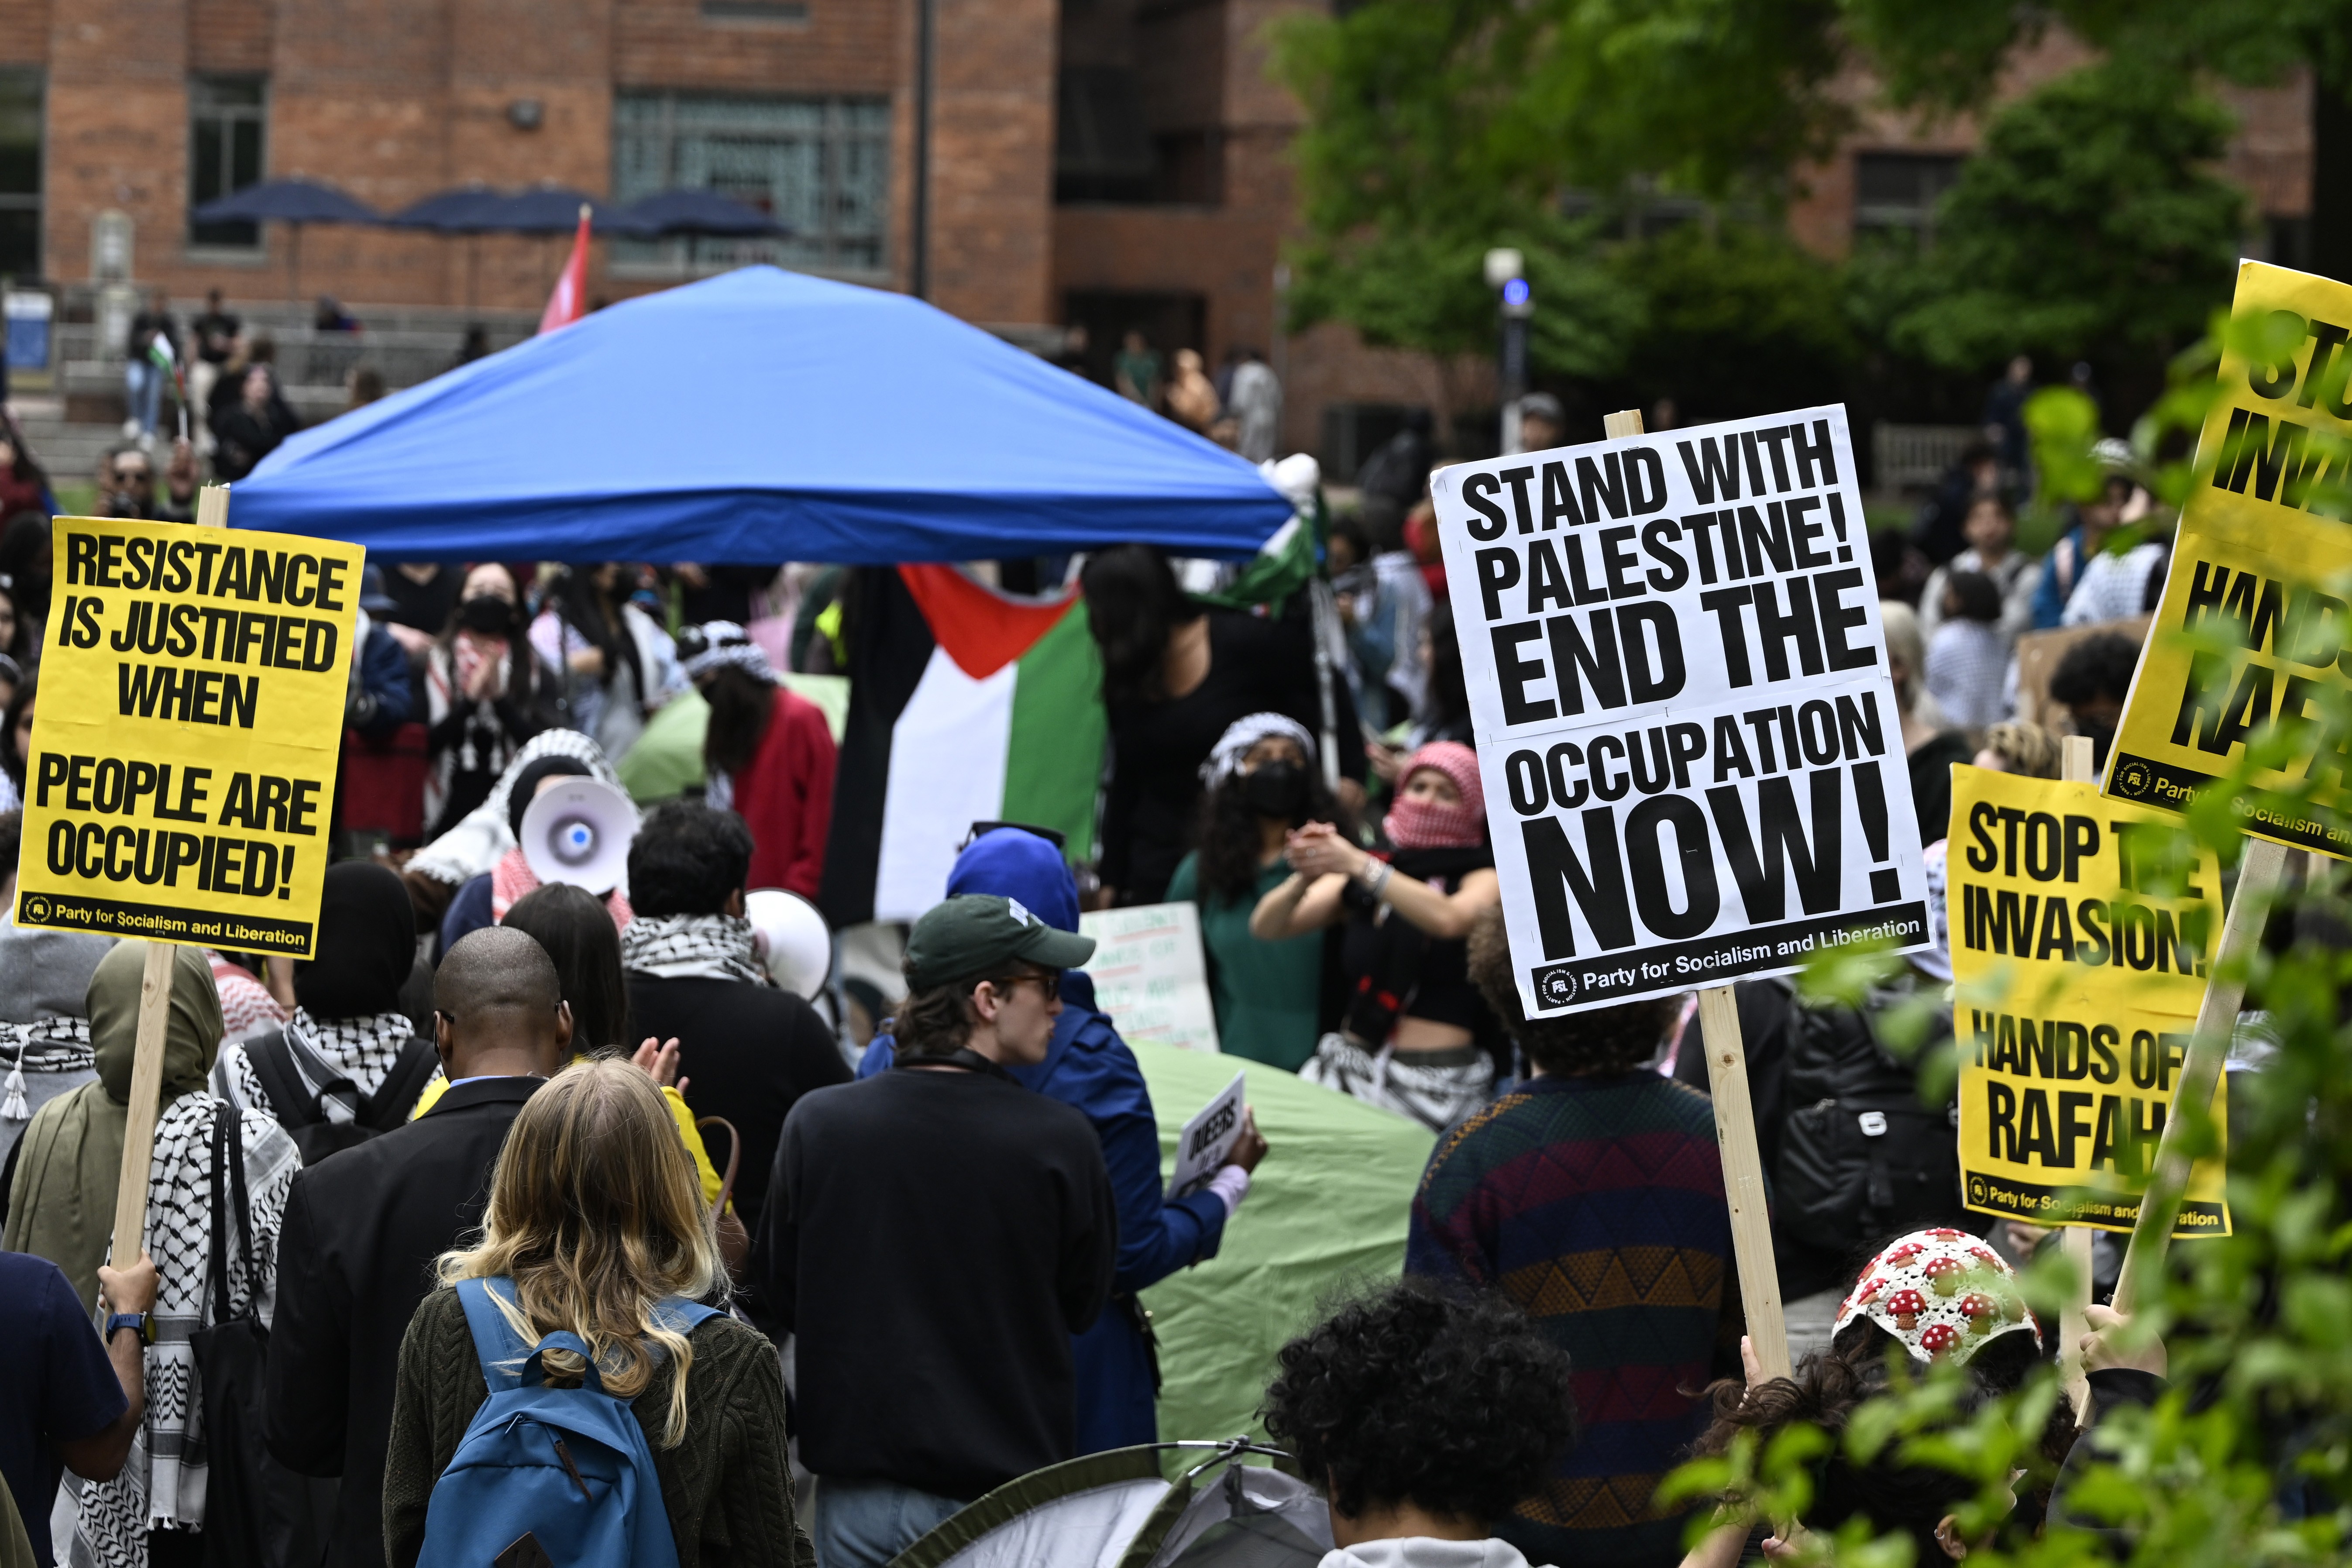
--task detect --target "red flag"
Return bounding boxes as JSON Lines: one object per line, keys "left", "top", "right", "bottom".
{"left": 538, "top": 204, "right": 592, "bottom": 334}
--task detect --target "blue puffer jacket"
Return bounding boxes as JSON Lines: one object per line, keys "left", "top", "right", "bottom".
{"left": 860, "top": 829, "right": 1228, "bottom": 1452}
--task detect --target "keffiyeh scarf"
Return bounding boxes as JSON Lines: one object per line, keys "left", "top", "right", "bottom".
{"left": 206, "top": 955, "right": 287, "bottom": 1042}
{"left": 213, "top": 1009, "right": 416, "bottom": 1121}
{"left": 619, "top": 914, "right": 766, "bottom": 986}
{"left": 70, "top": 1095, "right": 299, "bottom": 1568}
{"left": 1300, "top": 1033, "right": 1495, "bottom": 1135}
{"left": 1, "top": 1016, "right": 93, "bottom": 1121}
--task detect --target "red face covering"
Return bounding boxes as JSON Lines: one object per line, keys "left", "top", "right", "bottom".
{"left": 1381, "top": 742, "right": 1485, "bottom": 850}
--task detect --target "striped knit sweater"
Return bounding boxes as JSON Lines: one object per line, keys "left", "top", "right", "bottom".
{"left": 1406, "top": 1073, "right": 1733, "bottom": 1568}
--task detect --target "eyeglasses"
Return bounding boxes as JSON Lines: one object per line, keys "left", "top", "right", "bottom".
{"left": 995, "top": 970, "right": 1061, "bottom": 1000}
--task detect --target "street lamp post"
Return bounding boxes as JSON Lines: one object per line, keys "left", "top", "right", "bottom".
{"left": 1485, "top": 247, "right": 1531, "bottom": 454}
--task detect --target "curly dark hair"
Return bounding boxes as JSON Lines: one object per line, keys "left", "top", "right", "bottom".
{"left": 1693, "top": 1316, "right": 2075, "bottom": 1561}
{"left": 1261, "top": 1279, "right": 1576, "bottom": 1525}
{"left": 626, "top": 800, "right": 755, "bottom": 918}
{"left": 1466, "top": 907, "right": 1678, "bottom": 1075}
{"left": 1192, "top": 765, "right": 1351, "bottom": 906}
{"left": 2048, "top": 632, "right": 2141, "bottom": 710}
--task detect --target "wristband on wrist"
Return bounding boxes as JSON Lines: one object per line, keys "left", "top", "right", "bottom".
{"left": 106, "top": 1311, "right": 152, "bottom": 1346}
{"left": 1359, "top": 859, "right": 1393, "bottom": 900}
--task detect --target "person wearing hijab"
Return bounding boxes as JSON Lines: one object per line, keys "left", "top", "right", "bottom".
{"left": 1252, "top": 741, "right": 1504, "bottom": 1131}
{"left": 1164, "top": 713, "right": 1350, "bottom": 1070}
{"left": 211, "top": 863, "right": 440, "bottom": 1136}
{"left": 6, "top": 942, "right": 299, "bottom": 1568}
{"left": 849, "top": 826, "right": 1268, "bottom": 1455}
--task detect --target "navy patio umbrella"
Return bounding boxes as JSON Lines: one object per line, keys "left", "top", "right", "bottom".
{"left": 611, "top": 189, "right": 786, "bottom": 238}
{"left": 189, "top": 178, "right": 381, "bottom": 300}
{"left": 482, "top": 186, "right": 629, "bottom": 234}
{"left": 234, "top": 265, "right": 1293, "bottom": 564}
{"left": 389, "top": 184, "right": 509, "bottom": 234}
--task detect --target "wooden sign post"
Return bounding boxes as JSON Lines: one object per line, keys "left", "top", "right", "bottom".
{"left": 106, "top": 942, "right": 179, "bottom": 1266}
{"left": 2110, "top": 834, "right": 2285, "bottom": 1315}
{"left": 1600, "top": 408, "right": 1793, "bottom": 1380}
{"left": 2053, "top": 735, "right": 2098, "bottom": 1413}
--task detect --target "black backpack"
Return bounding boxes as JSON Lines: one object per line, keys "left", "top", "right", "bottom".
{"left": 241, "top": 1025, "right": 441, "bottom": 1165}
{"left": 1772, "top": 980, "right": 1963, "bottom": 1254}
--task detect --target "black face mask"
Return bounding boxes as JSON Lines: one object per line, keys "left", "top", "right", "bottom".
{"left": 1242, "top": 760, "right": 1309, "bottom": 821}
{"left": 458, "top": 595, "right": 515, "bottom": 634}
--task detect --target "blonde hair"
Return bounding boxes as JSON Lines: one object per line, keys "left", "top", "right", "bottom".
{"left": 1878, "top": 601, "right": 1924, "bottom": 711}
{"left": 1981, "top": 720, "right": 2062, "bottom": 779}
{"left": 437, "top": 1059, "right": 722, "bottom": 1446}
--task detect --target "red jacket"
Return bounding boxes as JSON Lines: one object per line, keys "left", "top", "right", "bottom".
{"left": 735, "top": 685, "right": 837, "bottom": 901}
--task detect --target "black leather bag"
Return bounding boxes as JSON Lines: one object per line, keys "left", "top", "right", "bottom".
{"left": 190, "top": 1104, "right": 336, "bottom": 1568}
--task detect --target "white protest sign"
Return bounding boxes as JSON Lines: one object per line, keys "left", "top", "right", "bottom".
{"left": 1166, "top": 1069, "right": 1248, "bottom": 1200}
{"left": 1078, "top": 900, "right": 1222, "bottom": 1052}
{"left": 1431, "top": 405, "right": 1931, "bottom": 1017}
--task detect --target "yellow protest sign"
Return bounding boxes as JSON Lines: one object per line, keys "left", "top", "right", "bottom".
{"left": 1948, "top": 766, "right": 2228, "bottom": 1237}
{"left": 2104, "top": 260, "right": 2352, "bottom": 855}
{"left": 14, "top": 517, "right": 364, "bottom": 956}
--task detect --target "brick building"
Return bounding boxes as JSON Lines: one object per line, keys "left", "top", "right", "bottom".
{"left": 0, "top": 0, "right": 1447, "bottom": 471}
{"left": 0, "top": 6, "right": 2316, "bottom": 476}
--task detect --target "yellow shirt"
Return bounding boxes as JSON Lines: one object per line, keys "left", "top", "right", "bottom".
{"left": 407, "top": 1071, "right": 725, "bottom": 1206}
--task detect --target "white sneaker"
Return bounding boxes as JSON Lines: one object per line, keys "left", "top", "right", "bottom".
{"left": 121, "top": 417, "right": 140, "bottom": 438}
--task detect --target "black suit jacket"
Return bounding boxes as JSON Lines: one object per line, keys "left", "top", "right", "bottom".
{"left": 264, "top": 1075, "right": 543, "bottom": 1568}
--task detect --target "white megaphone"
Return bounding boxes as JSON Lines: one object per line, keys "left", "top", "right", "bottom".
{"left": 744, "top": 887, "right": 832, "bottom": 999}
{"left": 519, "top": 777, "right": 640, "bottom": 896}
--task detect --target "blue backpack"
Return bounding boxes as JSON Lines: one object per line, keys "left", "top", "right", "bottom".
{"left": 418, "top": 1277, "right": 719, "bottom": 1568}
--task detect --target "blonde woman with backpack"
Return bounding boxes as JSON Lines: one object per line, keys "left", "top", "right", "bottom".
{"left": 381, "top": 1057, "right": 809, "bottom": 1568}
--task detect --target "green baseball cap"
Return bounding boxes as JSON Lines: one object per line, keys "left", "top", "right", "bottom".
{"left": 905, "top": 894, "right": 1096, "bottom": 990}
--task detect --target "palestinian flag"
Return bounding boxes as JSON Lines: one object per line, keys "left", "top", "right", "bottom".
{"left": 818, "top": 565, "right": 1106, "bottom": 926}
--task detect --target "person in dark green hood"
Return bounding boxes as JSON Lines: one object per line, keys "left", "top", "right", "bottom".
{"left": 5, "top": 942, "right": 223, "bottom": 1313}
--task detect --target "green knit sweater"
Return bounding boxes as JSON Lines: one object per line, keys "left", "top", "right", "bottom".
{"left": 383, "top": 1286, "right": 815, "bottom": 1568}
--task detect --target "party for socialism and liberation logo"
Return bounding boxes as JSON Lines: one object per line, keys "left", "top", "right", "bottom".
{"left": 2110, "top": 758, "right": 2153, "bottom": 798}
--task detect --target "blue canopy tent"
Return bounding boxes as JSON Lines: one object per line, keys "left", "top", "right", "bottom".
{"left": 232, "top": 266, "right": 1292, "bottom": 562}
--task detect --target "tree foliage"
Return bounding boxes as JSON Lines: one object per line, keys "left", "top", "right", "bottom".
{"left": 1269, "top": 0, "right": 1852, "bottom": 379}
{"left": 1269, "top": 0, "right": 2330, "bottom": 398}
{"left": 1611, "top": 222, "right": 1854, "bottom": 417}
{"left": 1853, "top": 63, "right": 2246, "bottom": 374}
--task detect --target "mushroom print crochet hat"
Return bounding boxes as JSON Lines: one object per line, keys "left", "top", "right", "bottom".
{"left": 1833, "top": 1228, "right": 2043, "bottom": 1364}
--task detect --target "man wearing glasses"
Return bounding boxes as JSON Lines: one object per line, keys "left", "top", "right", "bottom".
{"left": 95, "top": 440, "right": 199, "bottom": 523}
{"left": 756, "top": 894, "right": 1118, "bottom": 1568}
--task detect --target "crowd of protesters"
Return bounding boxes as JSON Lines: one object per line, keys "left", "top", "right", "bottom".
{"left": 0, "top": 348, "right": 2278, "bottom": 1568}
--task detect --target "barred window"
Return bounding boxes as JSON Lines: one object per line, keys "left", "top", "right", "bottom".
{"left": 190, "top": 76, "right": 268, "bottom": 249}
{"left": 0, "top": 70, "right": 38, "bottom": 277}
{"left": 1853, "top": 152, "right": 1963, "bottom": 245}
{"left": 613, "top": 92, "right": 890, "bottom": 275}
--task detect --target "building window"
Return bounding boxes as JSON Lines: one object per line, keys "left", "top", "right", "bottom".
{"left": 613, "top": 92, "right": 889, "bottom": 275}
{"left": 189, "top": 76, "right": 268, "bottom": 248}
{"left": 1853, "top": 151, "right": 1963, "bottom": 244}
{"left": 0, "top": 71, "right": 38, "bottom": 279}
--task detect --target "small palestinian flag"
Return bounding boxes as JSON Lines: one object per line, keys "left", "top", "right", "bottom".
{"left": 818, "top": 565, "right": 1105, "bottom": 926}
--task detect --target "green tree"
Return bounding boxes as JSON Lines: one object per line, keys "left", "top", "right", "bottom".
{"left": 1854, "top": 62, "right": 2246, "bottom": 375}
{"left": 1611, "top": 221, "right": 1855, "bottom": 417}
{"left": 1270, "top": 0, "right": 1852, "bottom": 371}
